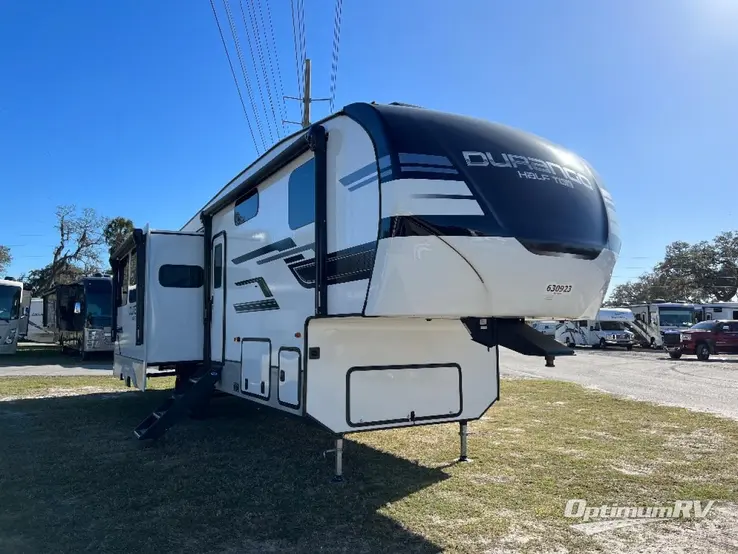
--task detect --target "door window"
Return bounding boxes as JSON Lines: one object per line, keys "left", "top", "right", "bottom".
{"left": 214, "top": 243, "right": 223, "bottom": 289}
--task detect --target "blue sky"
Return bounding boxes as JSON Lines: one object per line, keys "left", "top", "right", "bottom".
{"left": 1, "top": 0, "right": 737, "bottom": 290}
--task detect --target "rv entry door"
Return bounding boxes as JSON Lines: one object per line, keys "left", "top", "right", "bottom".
{"left": 210, "top": 233, "right": 226, "bottom": 364}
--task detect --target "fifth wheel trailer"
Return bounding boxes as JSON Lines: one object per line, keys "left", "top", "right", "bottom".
{"left": 111, "top": 101, "right": 621, "bottom": 479}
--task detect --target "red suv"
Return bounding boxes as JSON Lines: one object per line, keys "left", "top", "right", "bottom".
{"left": 667, "top": 320, "right": 738, "bottom": 361}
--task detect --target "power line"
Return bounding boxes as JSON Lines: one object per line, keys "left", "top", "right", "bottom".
{"left": 222, "top": 0, "right": 268, "bottom": 153}
{"left": 297, "top": 0, "right": 307, "bottom": 101}
{"left": 328, "top": 0, "right": 344, "bottom": 113}
{"left": 290, "top": 0, "right": 303, "bottom": 122}
{"left": 236, "top": 0, "right": 275, "bottom": 145}
{"left": 208, "top": 0, "right": 259, "bottom": 153}
{"left": 258, "top": 0, "right": 289, "bottom": 137}
{"left": 239, "top": 0, "right": 279, "bottom": 143}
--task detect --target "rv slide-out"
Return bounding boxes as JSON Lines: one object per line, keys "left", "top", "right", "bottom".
{"left": 111, "top": 102, "right": 620, "bottom": 477}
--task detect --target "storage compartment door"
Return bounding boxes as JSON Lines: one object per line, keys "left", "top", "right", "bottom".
{"left": 277, "top": 348, "right": 301, "bottom": 409}
{"left": 347, "top": 364, "right": 462, "bottom": 428}
{"left": 240, "top": 339, "right": 271, "bottom": 399}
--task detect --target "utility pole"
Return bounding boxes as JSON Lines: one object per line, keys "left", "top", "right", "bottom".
{"left": 284, "top": 58, "right": 330, "bottom": 129}
{"left": 302, "top": 58, "right": 312, "bottom": 128}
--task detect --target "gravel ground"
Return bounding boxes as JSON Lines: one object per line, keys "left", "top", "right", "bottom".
{"left": 500, "top": 346, "right": 738, "bottom": 421}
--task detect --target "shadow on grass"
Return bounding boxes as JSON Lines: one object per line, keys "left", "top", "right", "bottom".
{"left": 0, "top": 389, "right": 448, "bottom": 554}
{"left": 0, "top": 344, "right": 113, "bottom": 369}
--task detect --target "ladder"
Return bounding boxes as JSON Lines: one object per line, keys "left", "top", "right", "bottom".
{"left": 134, "top": 365, "right": 222, "bottom": 440}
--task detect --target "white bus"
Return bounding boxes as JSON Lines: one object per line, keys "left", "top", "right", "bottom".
{"left": 555, "top": 308, "right": 635, "bottom": 350}
{"left": 0, "top": 279, "right": 24, "bottom": 355}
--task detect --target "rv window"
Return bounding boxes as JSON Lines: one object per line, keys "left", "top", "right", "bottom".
{"left": 234, "top": 190, "right": 259, "bottom": 226}
{"left": 118, "top": 256, "right": 129, "bottom": 307}
{"left": 159, "top": 265, "right": 204, "bottom": 288}
{"left": 213, "top": 244, "right": 223, "bottom": 289}
{"left": 288, "top": 158, "right": 315, "bottom": 230}
{"left": 129, "top": 248, "right": 137, "bottom": 286}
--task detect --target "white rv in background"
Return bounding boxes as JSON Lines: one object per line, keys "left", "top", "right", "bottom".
{"left": 18, "top": 289, "right": 32, "bottom": 339}
{"left": 555, "top": 308, "right": 635, "bottom": 350}
{"left": 0, "top": 279, "right": 24, "bottom": 355}
{"left": 24, "top": 298, "right": 55, "bottom": 343}
{"left": 110, "top": 101, "right": 621, "bottom": 479}
{"left": 699, "top": 303, "right": 738, "bottom": 322}
{"left": 527, "top": 320, "right": 560, "bottom": 336}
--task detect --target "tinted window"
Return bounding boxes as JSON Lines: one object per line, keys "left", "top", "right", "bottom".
{"left": 213, "top": 244, "right": 223, "bottom": 289}
{"left": 288, "top": 158, "right": 315, "bottom": 230}
{"left": 234, "top": 190, "right": 258, "bottom": 226}
{"left": 159, "top": 265, "right": 204, "bottom": 288}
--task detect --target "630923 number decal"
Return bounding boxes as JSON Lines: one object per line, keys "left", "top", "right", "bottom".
{"left": 546, "top": 284, "right": 572, "bottom": 294}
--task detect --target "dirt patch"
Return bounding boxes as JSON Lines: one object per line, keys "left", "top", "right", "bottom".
{"left": 0, "top": 386, "right": 129, "bottom": 402}
{"left": 612, "top": 462, "right": 654, "bottom": 476}
{"left": 666, "top": 428, "right": 724, "bottom": 452}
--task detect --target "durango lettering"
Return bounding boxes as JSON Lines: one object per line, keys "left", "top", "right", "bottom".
{"left": 462, "top": 150, "right": 594, "bottom": 190}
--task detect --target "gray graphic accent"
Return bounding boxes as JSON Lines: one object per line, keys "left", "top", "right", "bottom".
{"left": 400, "top": 166, "right": 459, "bottom": 175}
{"left": 339, "top": 161, "right": 377, "bottom": 188}
{"left": 348, "top": 173, "right": 378, "bottom": 192}
{"left": 256, "top": 243, "right": 315, "bottom": 265}
{"left": 232, "top": 237, "right": 296, "bottom": 265}
{"left": 412, "top": 193, "right": 475, "bottom": 200}
{"left": 234, "top": 299, "right": 280, "bottom": 313}
{"left": 234, "top": 277, "right": 274, "bottom": 298}
{"left": 398, "top": 153, "right": 453, "bottom": 166}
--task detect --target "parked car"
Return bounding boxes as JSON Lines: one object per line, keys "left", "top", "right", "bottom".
{"left": 666, "top": 319, "right": 738, "bottom": 361}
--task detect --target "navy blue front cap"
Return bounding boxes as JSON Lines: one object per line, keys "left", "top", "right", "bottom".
{"left": 345, "top": 103, "right": 612, "bottom": 258}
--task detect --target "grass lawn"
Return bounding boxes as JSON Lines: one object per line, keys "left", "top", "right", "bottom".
{"left": 0, "top": 376, "right": 737, "bottom": 553}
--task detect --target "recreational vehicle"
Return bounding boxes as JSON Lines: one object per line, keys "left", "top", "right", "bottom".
{"left": 17, "top": 289, "right": 32, "bottom": 339}
{"left": 111, "top": 102, "right": 621, "bottom": 479}
{"left": 555, "top": 308, "right": 635, "bottom": 349}
{"left": 0, "top": 279, "right": 24, "bottom": 355}
{"left": 698, "top": 303, "right": 738, "bottom": 322}
{"left": 527, "top": 320, "right": 560, "bottom": 336}
{"left": 630, "top": 302, "right": 698, "bottom": 349}
{"left": 23, "top": 298, "right": 55, "bottom": 343}
{"left": 43, "top": 275, "right": 114, "bottom": 359}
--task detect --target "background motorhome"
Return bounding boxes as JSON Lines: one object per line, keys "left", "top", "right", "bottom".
{"left": 555, "top": 308, "right": 635, "bottom": 350}
{"left": 111, "top": 102, "right": 620, "bottom": 479}
{"left": 629, "top": 302, "right": 698, "bottom": 349}
{"left": 18, "top": 289, "right": 32, "bottom": 339}
{"left": 0, "top": 279, "right": 24, "bottom": 355}
{"left": 23, "top": 297, "right": 55, "bottom": 343}
{"left": 45, "top": 275, "right": 114, "bottom": 359}
{"left": 698, "top": 303, "right": 738, "bottom": 322}
{"left": 527, "top": 320, "right": 561, "bottom": 336}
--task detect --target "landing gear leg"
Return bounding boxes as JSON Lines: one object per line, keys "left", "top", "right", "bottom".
{"left": 545, "top": 355, "right": 555, "bottom": 367}
{"left": 458, "top": 420, "right": 470, "bottom": 462}
{"left": 333, "top": 437, "right": 344, "bottom": 482}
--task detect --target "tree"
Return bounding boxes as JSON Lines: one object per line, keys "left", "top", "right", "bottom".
{"left": 20, "top": 261, "right": 86, "bottom": 295}
{"left": 606, "top": 231, "right": 738, "bottom": 305}
{"left": 103, "top": 217, "right": 134, "bottom": 257}
{"left": 0, "top": 246, "right": 10, "bottom": 275}
{"left": 47, "top": 205, "right": 108, "bottom": 289}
